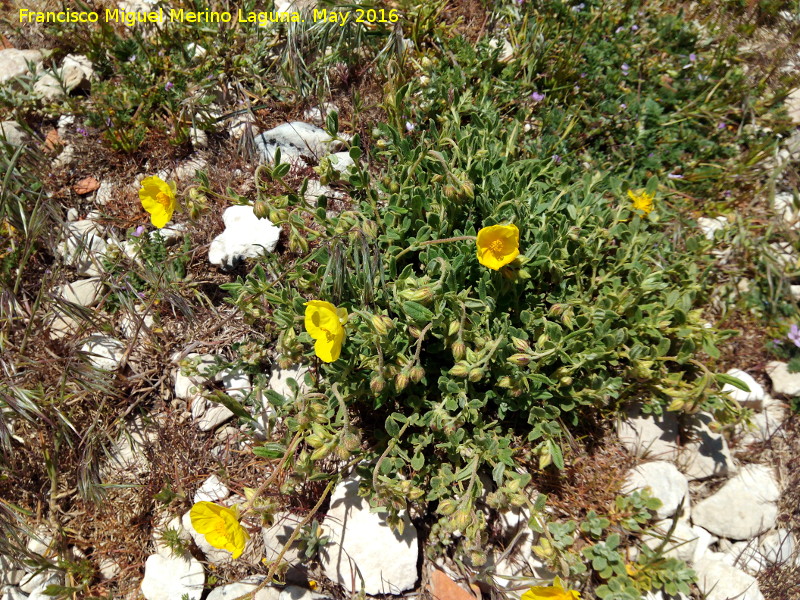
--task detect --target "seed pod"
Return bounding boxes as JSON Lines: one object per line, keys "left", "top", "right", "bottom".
{"left": 451, "top": 342, "right": 466, "bottom": 360}
{"left": 508, "top": 354, "right": 531, "bottom": 367}
{"left": 449, "top": 363, "right": 470, "bottom": 378}
{"left": 390, "top": 182, "right": 400, "bottom": 193}
{"left": 468, "top": 367, "right": 484, "bottom": 382}
{"left": 341, "top": 430, "right": 361, "bottom": 452}
{"left": 511, "top": 337, "right": 531, "bottom": 353}
{"left": 334, "top": 444, "right": 351, "bottom": 460}
{"left": 460, "top": 180, "right": 475, "bottom": 200}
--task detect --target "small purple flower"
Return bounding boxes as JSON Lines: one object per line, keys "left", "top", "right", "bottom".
{"left": 405, "top": 121, "right": 415, "bottom": 132}
{"left": 133, "top": 225, "right": 145, "bottom": 237}
{"left": 788, "top": 324, "right": 800, "bottom": 348}
{"left": 689, "top": 53, "right": 697, "bottom": 62}
{"left": 615, "top": 26, "right": 625, "bottom": 33}
{"left": 580, "top": 72, "right": 587, "bottom": 78}
{"left": 772, "top": 338, "right": 784, "bottom": 346}
{"left": 620, "top": 103, "right": 627, "bottom": 109}
{"left": 571, "top": 3, "right": 585, "bottom": 12}
{"left": 648, "top": 152, "right": 654, "bottom": 157}
{"left": 164, "top": 81, "right": 174, "bottom": 91}
{"left": 552, "top": 154, "right": 562, "bottom": 163}
{"left": 631, "top": 24, "right": 639, "bottom": 31}
{"left": 76, "top": 126, "right": 88, "bottom": 136}
{"left": 531, "top": 91, "right": 545, "bottom": 102}
{"left": 138, "top": 291, "right": 146, "bottom": 299}
{"left": 667, "top": 173, "right": 684, "bottom": 179}
{"left": 717, "top": 122, "right": 726, "bottom": 130}
{"left": 106, "top": 117, "right": 112, "bottom": 127}
{"left": 621, "top": 63, "right": 630, "bottom": 72}
{"left": 723, "top": 190, "right": 732, "bottom": 197}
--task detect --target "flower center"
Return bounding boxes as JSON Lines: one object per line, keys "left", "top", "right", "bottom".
{"left": 155, "top": 191, "right": 172, "bottom": 210}
{"left": 489, "top": 239, "right": 504, "bottom": 254}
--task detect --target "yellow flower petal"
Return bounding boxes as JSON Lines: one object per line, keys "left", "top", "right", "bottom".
{"left": 189, "top": 501, "right": 249, "bottom": 559}
{"left": 521, "top": 585, "right": 581, "bottom": 600}
{"left": 476, "top": 223, "right": 520, "bottom": 270}
{"left": 304, "top": 300, "right": 346, "bottom": 362}
{"left": 627, "top": 189, "right": 654, "bottom": 214}
{"left": 139, "top": 176, "right": 176, "bottom": 229}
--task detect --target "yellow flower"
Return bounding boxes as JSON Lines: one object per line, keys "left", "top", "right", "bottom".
{"left": 521, "top": 580, "right": 581, "bottom": 600}
{"left": 304, "top": 300, "right": 348, "bottom": 363}
{"left": 189, "top": 501, "right": 250, "bottom": 559}
{"left": 476, "top": 223, "right": 520, "bottom": 270}
{"left": 627, "top": 188, "right": 655, "bottom": 214}
{"left": 139, "top": 176, "right": 177, "bottom": 228}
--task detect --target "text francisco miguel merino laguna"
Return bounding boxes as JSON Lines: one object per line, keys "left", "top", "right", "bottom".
{"left": 18, "top": 8, "right": 360, "bottom": 26}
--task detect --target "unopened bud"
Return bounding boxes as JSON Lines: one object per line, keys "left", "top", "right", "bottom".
{"left": 511, "top": 337, "right": 531, "bottom": 353}
{"left": 410, "top": 365, "right": 425, "bottom": 383}
{"left": 449, "top": 363, "right": 470, "bottom": 378}
{"left": 437, "top": 499, "right": 457, "bottom": 516}
{"left": 305, "top": 434, "right": 324, "bottom": 448}
{"left": 444, "top": 184, "right": 458, "bottom": 199}
{"left": 548, "top": 304, "right": 565, "bottom": 317}
{"left": 334, "top": 444, "right": 351, "bottom": 460}
{"left": 341, "top": 430, "right": 361, "bottom": 451}
{"left": 370, "top": 375, "right": 385, "bottom": 394}
{"left": 395, "top": 370, "right": 410, "bottom": 392}
{"left": 497, "top": 376, "right": 513, "bottom": 388}
{"left": 560, "top": 376, "right": 573, "bottom": 386}
{"left": 371, "top": 315, "right": 391, "bottom": 336}
{"left": 253, "top": 200, "right": 270, "bottom": 219}
{"left": 448, "top": 321, "right": 460, "bottom": 336}
{"left": 363, "top": 219, "right": 378, "bottom": 238}
{"left": 460, "top": 180, "right": 474, "bottom": 200}
{"left": 468, "top": 367, "right": 484, "bottom": 382}
{"left": 451, "top": 342, "right": 466, "bottom": 360}
{"left": 400, "top": 287, "right": 435, "bottom": 303}
{"left": 409, "top": 325, "right": 422, "bottom": 338}
{"left": 310, "top": 443, "right": 332, "bottom": 461}
{"left": 508, "top": 354, "right": 531, "bottom": 367}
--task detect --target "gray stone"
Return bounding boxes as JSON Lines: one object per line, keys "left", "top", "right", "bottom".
{"left": 774, "top": 192, "right": 800, "bottom": 226}
{"left": 189, "top": 127, "right": 208, "bottom": 149}
{"left": 98, "top": 557, "right": 121, "bottom": 580}
{"left": 2, "top": 587, "right": 29, "bottom": 600}
{"left": 760, "top": 529, "right": 795, "bottom": 566}
{"left": 118, "top": 306, "right": 156, "bottom": 339}
{"left": 267, "top": 364, "right": 310, "bottom": 405}
{"left": 94, "top": 181, "right": 114, "bottom": 206}
{"left": 254, "top": 589, "right": 282, "bottom": 600}
{"left": 261, "top": 512, "right": 304, "bottom": 565}
{"left": 254, "top": 122, "right": 338, "bottom": 164}
{"left": 57, "top": 219, "right": 107, "bottom": 275}
{"left": 690, "top": 525, "right": 718, "bottom": 564}
{"left": 217, "top": 367, "right": 251, "bottom": 400}
{"left": 739, "top": 404, "right": 787, "bottom": 445}
{"left": 175, "top": 353, "right": 216, "bottom": 399}
{"left": 193, "top": 474, "right": 229, "bottom": 503}
{"left": 279, "top": 586, "right": 330, "bottom": 600}
{"left": 56, "top": 278, "right": 102, "bottom": 307}
{"left": 27, "top": 574, "right": 64, "bottom": 600}
{"left": 0, "top": 121, "right": 28, "bottom": 147}
{"left": 104, "top": 415, "right": 158, "bottom": 476}
{"left": 768, "top": 241, "right": 798, "bottom": 269}
{"left": 302, "top": 103, "right": 339, "bottom": 125}
{"left": 721, "top": 369, "right": 766, "bottom": 410}
{"left": 320, "top": 475, "right": 418, "bottom": 594}
{"left": 33, "top": 54, "right": 93, "bottom": 100}
{"left": 208, "top": 206, "right": 281, "bottom": 270}
{"left": 140, "top": 553, "right": 205, "bottom": 600}
{"left": 616, "top": 405, "right": 680, "bottom": 461}
{"left": 694, "top": 553, "right": 764, "bottom": 600}
{"left": 0, "top": 49, "right": 45, "bottom": 85}
{"left": 622, "top": 461, "right": 689, "bottom": 520}
{"left": 677, "top": 412, "right": 736, "bottom": 481}
{"left": 207, "top": 576, "right": 266, "bottom": 600}
{"left": 80, "top": 335, "right": 125, "bottom": 371}
{"left": 192, "top": 396, "right": 235, "bottom": 431}
{"left": 720, "top": 539, "right": 765, "bottom": 575}
{"left": 766, "top": 361, "right": 800, "bottom": 396}
{"left": 153, "top": 515, "right": 190, "bottom": 558}
{"left": 20, "top": 572, "right": 60, "bottom": 594}
{"left": 0, "top": 555, "right": 24, "bottom": 585}
{"left": 691, "top": 464, "right": 779, "bottom": 540}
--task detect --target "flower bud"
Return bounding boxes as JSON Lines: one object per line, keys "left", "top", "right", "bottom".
{"left": 390, "top": 182, "right": 400, "bottom": 193}
{"left": 447, "top": 322, "right": 460, "bottom": 337}
{"left": 310, "top": 443, "right": 332, "bottom": 461}
{"left": 410, "top": 365, "right": 425, "bottom": 383}
{"left": 334, "top": 444, "right": 351, "bottom": 460}
{"left": 305, "top": 434, "right": 325, "bottom": 449}
{"left": 468, "top": 367, "right": 484, "bottom": 382}
{"left": 381, "top": 176, "right": 392, "bottom": 188}
{"left": 452, "top": 509, "right": 471, "bottom": 530}
{"left": 395, "top": 370, "right": 410, "bottom": 392}
{"left": 508, "top": 354, "right": 531, "bottom": 367}
{"left": 451, "top": 342, "right": 466, "bottom": 360}
{"left": 341, "top": 430, "right": 361, "bottom": 451}
{"left": 437, "top": 499, "right": 457, "bottom": 515}
{"left": 362, "top": 219, "right": 378, "bottom": 238}
{"left": 497, "top": 376, "right": 513, "bottom": 388}
{"left": 253, "top": 200, "right": 270, "bottom": 219}
{"left": 511, "top": 337, "right": 531, "bottom": 353}
{"left": 443, "top": 184, "right": 458, "bottom": 200}
{"left": 548, "top": 304, "right": 565, "bottom": 317}
{"left": 474, "top": 336, "right": 487, "bottom": 349}
{"left": 409, "top": 325, "right": 422, "bottom": 338}
{"left": 370, "top": 374, "right": 385, "bottom": 394}
{"left": 277, "top": 356, "right": 293, "bottom": 370}
{"left": 449, "top": 363, "right": 470, "bottom": 378}
{"left": 400, "top": 287, "right": 435, "bottom": 303}
{"left": 469, "top": 550, "right": 487, "bottom": 567}
{"left": 371, "top": 315, "right": 391, "bottom": 336}
{"left": 460, "top": 180, "right": 475, "bottom": 200}
{"left": 559, "top": 376, "right": 573, "bottom": 386}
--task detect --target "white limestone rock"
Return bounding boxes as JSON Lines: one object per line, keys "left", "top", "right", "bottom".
{"left": 0, "top": 49, "right": 45, "bottom": 85}
{"left": 191, "top": 396, "right": 235, "bottom": 431}
{"left": 140, "top": 553, "right": 205, "bottom": 600}
{"left": 94, "top": 181, "right": 114, "bottom": 206}
{"left": 254, "top": 589, "right": 283, "bottom": 600}
{"left": 228, "top": 113, "right": 256, "bottom": 139}
{"left": 774, "top": 192, "right": 800, "bottom": 226}
{"left": 677, "top": 412, "right": 736, "bottom": 481}
{"left": 34, "top": 54, "right": 93, "bottom": 100}
{"left": 217, "top": 366, "right": 251, "bottom": 400}
{"left": 622, "top": 461, "right": 689, "bottom": 520}
{"left": 720, "top": 539, "right": 766, "bottom": 575}
{"left": 174, "top": 353, "right": 216, "bottom": 399}
{"left": 2, "top": 587, "right": 29, "bottom": 600}
{"left": 268, "top": 364, "right": 310, "bottom": 403}
{"left": 0, "top": 121, "right": 28, "bottom": 147}
{"left": 208, "top": 205, "right": 281, "bottom": 270}
{"left": 697, "top": 216, "right": 728, "bottom": 240}
{"left": 303, "top": 103, "right": 339, "bottom": 125}
{"left": 254, "top": 122, "right": 338, "bottom": 164}
{"left": 739, "top": 403, "right": 787, "bottom": 446}
{"left": 153, "top": 515, "right": 190, "bottom": 558}
{"left": 80, "top": 335, "right": 125, "bottom": 371}
{"left": 616, "top": 405, "right": 680, "bottom": 461}
{"left": 190, "top": 127, "right": 208, "bottom": 149}
{"left": 208, "top": 578, "right": 266, "bottom": 600}
{"left": 104, "top": 415, "right": 158, "bottom": 476}
{"left": 262, "top": 512, "right": 304, "bottom": 564}
{"left": 766, "top": 360, "right": 800, "bottom": 396}
{"left": 693, "top": 553, "right": 764, "bottom": 600}
{"left": 690, "top": 524, "right": 718, "bottom": 564}
{"left": 57, "top": 219, "right": 107, "bottom": 276}
{"left": 768, "top": 241, "right": 798, "bottom": 269}
{"left": 193, "top": 474, "right": 230, "bottom": 503}
{"left": 98, "top": 557, "right": 121, "bottom": 580}
{"left": 760, "top": 529, "right": 796, "bottom": 566}
{"left": 22, "top": 573, "right": 61, "bottom": 597}
{"left": 722, "top": 369, "right": 765, "bottom": 410}
{"left": 691, "top": 464, "right": 779, "bottom": 540}
{"left": 0, "top": 555, "right": 25, "bottom": 586}
{"left": 56, "top": 278, "right": 102, "bottom": 307}
{"left": 186, "top": 43, "right": 207, "bottom": 60}
{"left": 641, "top": 519, "right": 698, "bottom": 563}
{"left": 320, "top": 475, "right": 418, "bottom": 594}
{"left": 182, "top": 509, "right": 253, "bottom": 565}
{"left": 488, "top": 38, "right": 515, "bottom": 62}
{"left": 118, "top": 306, "right": 156, "bottom": 339}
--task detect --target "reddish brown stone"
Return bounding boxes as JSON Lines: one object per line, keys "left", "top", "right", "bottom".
{"left": 427, "top": 567, "right": 481, "bottom": 600}
{"left": 44, "top": 128, "right": 61, "bottom": 151}
{"left": 74, "top": 177, "right": 100, "bottom": 195}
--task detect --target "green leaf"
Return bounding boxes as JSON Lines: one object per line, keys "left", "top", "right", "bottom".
{"left": 714, "top": 373, "right": 750, "bottom": 393}
{"left": 205, "top": 391, "right": 256, "bottom": 423}
{"left": 252, "top": 443, "right": 288, "bottom": 459}
{"left": 402, "top": 301, "right": 434, "bottom": 322}
{"left": 326, "top": 111, "right": 339, "bottom": 136}
{"left": 411, "top": 453, "right": 425, "bottom": 470}
{"left": 547, "top": 439, "right": 564, "bottom": 470}
{"left": 385, "top": 415, "right": 400, "bottom": 437}
{"left": 273, "top": 162, "right": 290, "bottom": 180}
